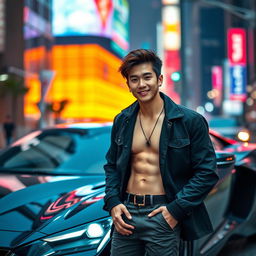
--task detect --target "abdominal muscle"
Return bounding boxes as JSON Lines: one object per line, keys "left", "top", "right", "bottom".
{"left": 126, "top": 151, "right": 166, "bottom": 195}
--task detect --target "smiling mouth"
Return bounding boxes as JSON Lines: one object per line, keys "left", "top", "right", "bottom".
{"left": 138, "top": 90, "right": 150, "bottom": 96}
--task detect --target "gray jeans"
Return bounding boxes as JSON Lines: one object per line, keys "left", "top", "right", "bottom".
{"left": 111, "top": 202, "right": 181, "bottom": 256}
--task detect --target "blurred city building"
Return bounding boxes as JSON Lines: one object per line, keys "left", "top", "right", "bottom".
{"left": 173, "top": 0, "right": 256, "bottom": 138}
{"left": 23, "top": 0, "right": 54, "bottom": 128}
{"left": 27, "top": 0, "right": 134, "bottom": 124}
{"left": 0, "top": 0, "right": 133, "bottom": 140}
{"left": 0, "top": 0, "right": 53, "bottom": 145}
{"left": 127, "top": 0, "right": 256, "bottom": 134}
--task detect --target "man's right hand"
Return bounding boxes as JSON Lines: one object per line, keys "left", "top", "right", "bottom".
{"left": 111, "top": 204, "right": 135, "bottom": 235}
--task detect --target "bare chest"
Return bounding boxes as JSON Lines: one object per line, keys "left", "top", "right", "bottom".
{"left": 132, "top": 114, "right": 164, "bottom": 154}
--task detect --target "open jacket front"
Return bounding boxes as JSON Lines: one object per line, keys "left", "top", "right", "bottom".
{"left": 103, "top": 92, "right": 219, "bottom": 241}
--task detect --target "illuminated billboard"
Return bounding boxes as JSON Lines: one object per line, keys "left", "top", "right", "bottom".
{"left": 161, "top": 3, "right": 181, "bottom": 103}
{"left": 24, "top": 45, "right": 134, "bottom": 120}
{"left": 53, "top": 0, "right": 113, "bottom": 37}
{"left": 111, "top": 0, "right": 129, "bottom": 56}
{"left": 227, "top": 28, "right": 247, "bottom": 102}
{"left": 227, "top": 28, "right": 247, "bottom": 66}
{"left": 53, "top": 0, "right": 129, "bottom": 56}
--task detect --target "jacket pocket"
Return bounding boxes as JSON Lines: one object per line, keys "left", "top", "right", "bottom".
{"left": 168, "top": 138, "right": 190, "bottom": 148}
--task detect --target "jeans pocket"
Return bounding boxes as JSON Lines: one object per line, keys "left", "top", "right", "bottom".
{"left": 158, "top": 212, "right": 179, "bottom": 232}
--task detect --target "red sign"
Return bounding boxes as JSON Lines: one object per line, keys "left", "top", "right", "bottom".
{"left": 227, "top": 28, "right": 247, "bottom": 65}
{"left": 94, "top": 0, "right": 113, "bottom": 28}
{"left": 211, "top": 66, "right": 223, "bottom": 106}
{"left": 164, "top": 49, "right": 180, "bottom": 103}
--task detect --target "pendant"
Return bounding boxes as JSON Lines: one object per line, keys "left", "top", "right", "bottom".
{"left": 146, "top": 141, "right": 151, "bottom": 147}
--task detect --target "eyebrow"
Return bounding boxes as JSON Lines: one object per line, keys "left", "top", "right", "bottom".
{"left": 129, "top": 72, "right": 153, "bottom": 78}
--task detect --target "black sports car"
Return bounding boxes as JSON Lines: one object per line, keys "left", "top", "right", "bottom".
{"left": 0, "top": 123, "right": 255, "bottom": 256}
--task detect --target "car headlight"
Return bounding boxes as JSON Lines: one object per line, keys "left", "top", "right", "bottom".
{"left": 86, "top": 223, "right": 104, "bottom": 238}
{"left": 42, "top": 218, "right": 112, "bottom": 255}
{"left": 14, "top": 217, "right": 112, "bottom": 256}
{"left": 42, "top": 222, "right": 106, "bottom": 243}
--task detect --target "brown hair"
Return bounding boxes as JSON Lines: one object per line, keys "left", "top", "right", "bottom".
{"left": 119, "top": 49, "right": 162, "bottom": 80}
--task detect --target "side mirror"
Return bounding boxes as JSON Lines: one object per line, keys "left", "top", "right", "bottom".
{"left": 216, "top": 152, "right": 235, "bottom": 168}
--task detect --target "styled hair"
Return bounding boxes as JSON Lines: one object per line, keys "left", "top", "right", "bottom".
{"left": 119, "top": 49, "right": 162, "bottom": 80}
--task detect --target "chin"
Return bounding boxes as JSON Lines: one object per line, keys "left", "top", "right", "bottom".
{"left": 138, "top": 94, "right": 158, "bottom": 103}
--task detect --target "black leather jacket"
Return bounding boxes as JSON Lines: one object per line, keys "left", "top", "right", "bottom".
{"left": 103, "top": 92, "right": 219, "bottom": 240}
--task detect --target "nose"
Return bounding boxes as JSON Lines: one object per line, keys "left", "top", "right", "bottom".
{"left": 138, "top": 78, "right": 146, "bottom": 88}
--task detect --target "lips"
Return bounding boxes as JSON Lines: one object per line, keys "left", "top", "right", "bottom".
{"left": 138, "top": 90, "right": 150, "bottom": 96}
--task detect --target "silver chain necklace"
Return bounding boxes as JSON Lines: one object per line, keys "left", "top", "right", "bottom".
{"left": 139, "top": 107, "right": 164, "bottom": 147}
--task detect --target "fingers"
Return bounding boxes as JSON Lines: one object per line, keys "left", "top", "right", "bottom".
{"left": 123, "top": 206, "right": 132, "bottom": 220}
{"left": 114, "top": 219, "right": 134, "bottom": 235}
{"left": 148, "top": 206, "right": 178, "bottom": 230}
{"left": 148, "top": 206, "right": 164, "bottom": 217}
{"left": 111, "top": 204, "right": 135, "bottom": 235}
{"left": 160, "top": 207, "right": 178, "bottom": 229}
{"left": 115, "top": 217, "right": 134, "bottom": 235}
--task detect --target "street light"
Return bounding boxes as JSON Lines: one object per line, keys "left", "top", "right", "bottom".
{"left": 170, "top": 71, "right": 181, "bottom": 82}
{"left": 0, "top": 74, "right": 8, "bottom": 81}
{"left": 170, "top": 71, "right": 182, "bottom": 94}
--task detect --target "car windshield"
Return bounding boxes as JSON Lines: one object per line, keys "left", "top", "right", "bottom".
{"left": 0, "top": 127, "right": 111, "bottom": 175}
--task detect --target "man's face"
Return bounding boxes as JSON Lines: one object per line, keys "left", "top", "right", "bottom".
{"left": 127, "top": 62, "right": 162, "bottom": 103}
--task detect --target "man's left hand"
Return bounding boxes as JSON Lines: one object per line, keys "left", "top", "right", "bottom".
{"left": 148, "top": 206, "right": 178, "bottom": 229}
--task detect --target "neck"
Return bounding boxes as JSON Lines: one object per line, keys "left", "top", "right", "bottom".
{"left": 139, "top": 93, "right": 163, "bottom": 117}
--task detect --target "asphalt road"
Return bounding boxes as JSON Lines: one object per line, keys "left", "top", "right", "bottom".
{"left": 218, "top": 236, "right": 256, "bottom": 256}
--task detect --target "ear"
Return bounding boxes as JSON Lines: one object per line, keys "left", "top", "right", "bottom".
{"left": 158, "top": 74, "right": 163, "bottom": 87}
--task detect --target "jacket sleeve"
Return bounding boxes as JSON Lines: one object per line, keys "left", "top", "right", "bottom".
{"left": 103, "top": 115, "right": 122, "bottom": 213}
{"left": 166, "top": 114, "right": 219, "bottom": 221}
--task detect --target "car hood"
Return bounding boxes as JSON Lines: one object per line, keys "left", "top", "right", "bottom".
{"left": 0, "top": 173, "right": 108, "bottom": 247}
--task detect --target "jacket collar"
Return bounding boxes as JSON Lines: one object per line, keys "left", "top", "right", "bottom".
{"left": 121, "top": 92, "right": 184, "bottom": 121}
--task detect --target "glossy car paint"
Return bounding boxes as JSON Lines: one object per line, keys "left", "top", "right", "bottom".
{"left": 0, "top": 124, "right": 111, "bottom": 255}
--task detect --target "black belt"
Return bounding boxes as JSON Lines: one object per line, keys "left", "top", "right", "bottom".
{"left": 124, "top": 192, "right": 167, "bottom": 206}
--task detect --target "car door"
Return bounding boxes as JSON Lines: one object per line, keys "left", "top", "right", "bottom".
{"left": 181, "top": 151, "right": 236, "bottom": 256}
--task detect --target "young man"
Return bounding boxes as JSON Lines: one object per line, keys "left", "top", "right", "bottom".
{"left": 103, "top": 49, "right": 219, "bottom": 256}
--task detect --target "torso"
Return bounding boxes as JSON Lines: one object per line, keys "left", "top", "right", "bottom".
{"left": 127, "top": 112, "right": 166, "bottom": 195}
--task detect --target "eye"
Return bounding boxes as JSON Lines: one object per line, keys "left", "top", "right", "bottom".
{"left": 144, "top": 76, "right": 151, "bottom": 80}
{"left": 130, "top": 78, "right": 138, "bottom": 83}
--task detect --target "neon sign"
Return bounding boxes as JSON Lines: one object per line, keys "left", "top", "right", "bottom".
{"left": 227, "top": 28, "right": 247, "bottom": 102}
